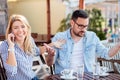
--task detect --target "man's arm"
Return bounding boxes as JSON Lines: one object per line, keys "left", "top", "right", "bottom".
{"left": 39, "top": 39, "right": 66, "bottom": 54}
{"left": 38, "top": 43, "right": 55, "bottom": 54}
{"left": 45, "top": 53, "right": 55, "bottom": 66}
{"left": 44, "top": 43, "right": 55, "bottom": 66}
{"left": 108, "top": 43, "right": 120, "bottom": 57}
{"left": 39, "top": 39, "right": 65, "bottom": 66}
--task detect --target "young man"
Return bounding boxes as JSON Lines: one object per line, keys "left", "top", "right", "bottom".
{"left": 45, "top": 9, "right": 120, "bottom": 74}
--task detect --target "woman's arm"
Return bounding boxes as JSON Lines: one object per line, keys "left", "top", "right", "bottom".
{"left": 6, "top": 46, "right": 17, "bottom": 66}
{"left": 6, "top": 33, "right": 17, "bottom": 66}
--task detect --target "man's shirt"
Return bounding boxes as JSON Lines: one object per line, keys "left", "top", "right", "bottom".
{"left": 52, "top": 28, "right": 110, "bottom": 74}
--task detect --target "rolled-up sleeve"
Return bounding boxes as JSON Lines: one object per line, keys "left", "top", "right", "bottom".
{"left": 0, "top": 41, "right": 17, "bottom": 76}
{"left": 95, "top": 34, "right": 111, "bottom": 59}
{"left": 4, "top": 62, "right": 17, "bottom": 76}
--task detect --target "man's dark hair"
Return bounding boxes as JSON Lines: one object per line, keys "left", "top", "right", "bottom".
{"left": 71, "top": 9, "right": 89, "bottom": 21}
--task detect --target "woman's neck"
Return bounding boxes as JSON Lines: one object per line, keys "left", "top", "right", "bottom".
{"left": 15, "top": 41, "right": 24, "bottom": 50}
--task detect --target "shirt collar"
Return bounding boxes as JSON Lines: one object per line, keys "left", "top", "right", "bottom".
{"left": 67, "top": 28, "right": 72, "bottom": 39}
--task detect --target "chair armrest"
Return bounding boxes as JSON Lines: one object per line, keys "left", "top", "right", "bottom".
{"left": 97, "top": 57, "right": 120, "bottom": 74}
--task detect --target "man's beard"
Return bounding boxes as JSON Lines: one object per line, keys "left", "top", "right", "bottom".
{"left": 73, "top": 30, "right": 85, "bottom": 37}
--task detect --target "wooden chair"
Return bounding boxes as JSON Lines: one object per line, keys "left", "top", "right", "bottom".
{"left": 114, "top": 62, "right": 120, "bottom": 73}
{"left": 41, "top": 53, "right": 55, "bottom": 75}
{"left": 0, "top": 41, "right": 7, "bottom": 80}
{"left": 98, "top": 40, "right": 120, "bottom": 74}
{"left": 31, "top": 33, "right": 38, "bottom": 38}
{"left": 32, "top": 55, "right": 50, "bottom": 79}
{"left": 0, "top": 35, "right": 5, "bottom": 41}
{"left": 97, "top": 57, "right": 120, "bottom": 74}
{"left": 0, "top": 55, "right": 7, "bottom": 80}
{"left": 32, "top": 56, "right": 42, "bottom": 74}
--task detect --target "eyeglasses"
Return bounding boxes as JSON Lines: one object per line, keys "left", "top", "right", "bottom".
{"left": 74, "top": 20, "right": 88, "bottom": 29}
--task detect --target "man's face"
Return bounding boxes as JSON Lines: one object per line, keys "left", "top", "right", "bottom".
{"left": 70, "top": 17, "right": 89, "bottom": 37}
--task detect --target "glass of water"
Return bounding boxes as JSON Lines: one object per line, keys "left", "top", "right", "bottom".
{"left": 92, "top": 62, "right": 100, "bottom": 79}
{"left": 76, "top": 64, "right": 84, "bottom": 80}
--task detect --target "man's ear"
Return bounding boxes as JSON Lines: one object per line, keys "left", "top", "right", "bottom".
{"left": 70, "top": 20, "right": 74, "bottom": 28}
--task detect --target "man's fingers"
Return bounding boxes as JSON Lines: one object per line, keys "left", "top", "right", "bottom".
{"left": 53, "top": 39, "right": 66, "bottom": 48}
{"left": 43, "top": 43, "right": 55, "bottom": 56}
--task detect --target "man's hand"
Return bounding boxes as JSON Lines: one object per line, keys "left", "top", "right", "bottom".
{"left": 53, "top": 39, "right": 66, "bottom": 48}
{"left": 44, "top": 43, "right": 55, "bottom": 56}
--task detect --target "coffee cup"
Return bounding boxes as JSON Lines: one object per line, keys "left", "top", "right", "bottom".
{"left": 99, "top": 66, "right": 108, "bottom": 75}
{"left": 61, "top": 69, "right": 74, "bottom": 78}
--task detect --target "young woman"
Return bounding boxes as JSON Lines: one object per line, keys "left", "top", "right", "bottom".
{"left": 0, "top": 14, "right": 65, "bottom": 80}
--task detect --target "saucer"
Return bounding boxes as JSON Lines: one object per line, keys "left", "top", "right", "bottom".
{"left": 60, "top": 76, "right": 76, "bottom": 79}
{"left": 99, "top": 73, "right": 109, "bottom": 76}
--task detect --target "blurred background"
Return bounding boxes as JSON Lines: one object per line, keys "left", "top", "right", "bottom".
{"left": 0, "top": 0, "right": 119, "bottom": 41}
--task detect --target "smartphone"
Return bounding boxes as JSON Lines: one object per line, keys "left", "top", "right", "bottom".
{"left": 10, "top": 33, "right": 15, "bottom": 42}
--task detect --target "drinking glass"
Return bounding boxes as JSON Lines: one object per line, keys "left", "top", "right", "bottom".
{"left": 76, "top": 64, "right": 84, "bottom": 80}
{"left": 92, "top": 63, "right": 100, "bottom": 79}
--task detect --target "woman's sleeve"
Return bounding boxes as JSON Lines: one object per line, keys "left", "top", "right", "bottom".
{"left": 0, "top": 41, "right": 17, "bottom": 76}
{"left": 31, "top": 37, "right": 40, "bottom": 56}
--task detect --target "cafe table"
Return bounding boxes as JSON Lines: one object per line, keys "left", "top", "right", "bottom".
{"left": 82, "top": 72, "right": 120, "bottom": 80}
{"left": 45, "top": 72, "right": 120, "bottom": 80}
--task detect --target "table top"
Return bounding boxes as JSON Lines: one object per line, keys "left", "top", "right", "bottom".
{"left": 45, "top": 73, "right": 120, "bottom": 80}
{"left": 83, "top": 72, "right": 120, "bottom": 80}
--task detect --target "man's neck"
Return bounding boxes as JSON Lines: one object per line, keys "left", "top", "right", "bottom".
{"left": 74, "top": 37, "right": 82, "bottom": 43}
{"left": 70, "top": 29, "right": 83, "bottom": 43}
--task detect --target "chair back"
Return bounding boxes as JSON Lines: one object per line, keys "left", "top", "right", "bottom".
{"left": 32, "top": 55, "right": 50, "bottom": 79}
{"left": 98, "top": 41, "right": 120, "bottom": 74}
{"left": 0, "top": 55, "right": 7, "bottom": 80}
{"left": 32, "top": 56, "right": 42, "bottom": 74}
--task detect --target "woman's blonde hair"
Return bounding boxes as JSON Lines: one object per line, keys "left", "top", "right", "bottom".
{"left": 6, "top": 14, "right": 34, "bottom": 55}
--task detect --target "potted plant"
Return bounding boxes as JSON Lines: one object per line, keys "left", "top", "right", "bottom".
{"left": 57, "top": 14, "right": 71, "bottom": 32}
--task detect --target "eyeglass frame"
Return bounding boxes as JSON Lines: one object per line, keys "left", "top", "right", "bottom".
{"left": 73, "top": 20, "right": 88, "bottom": 29}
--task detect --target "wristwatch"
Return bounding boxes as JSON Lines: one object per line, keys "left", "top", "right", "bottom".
{"left": 8, "top": 48, "right": 15, "bottom": 52}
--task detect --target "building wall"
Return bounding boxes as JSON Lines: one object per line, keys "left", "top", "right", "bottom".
{"left": 0, "top": 0, "right": 8, "bottom": 35}
{"left": 8, "top": 0, "right": 66, "bottom": 34}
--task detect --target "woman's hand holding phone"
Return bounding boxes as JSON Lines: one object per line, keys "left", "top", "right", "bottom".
{"left": 7, "top": 33, "right": 15, "bottom": 48}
